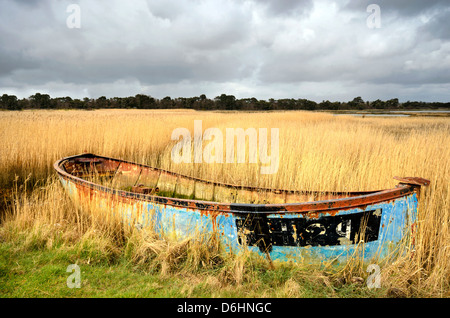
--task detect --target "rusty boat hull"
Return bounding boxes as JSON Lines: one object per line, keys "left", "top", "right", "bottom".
{"left": 54, "top": 153, "right": 430, "bottom": 263}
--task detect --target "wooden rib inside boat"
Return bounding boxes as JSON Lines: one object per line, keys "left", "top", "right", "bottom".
{"left": 55, "top": 153, "right": 430, "bottom": 263}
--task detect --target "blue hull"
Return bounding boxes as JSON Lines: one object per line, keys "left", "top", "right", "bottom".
{"left": 55, "top": 154, "right": 428, "bottom": 264}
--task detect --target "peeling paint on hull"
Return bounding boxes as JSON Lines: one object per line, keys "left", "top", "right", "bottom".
{"left": 54, "top": 153, "right": 429, "bottom": 263}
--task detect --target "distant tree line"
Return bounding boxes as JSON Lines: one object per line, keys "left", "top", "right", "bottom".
{"left": 1, "top": 93, "right": 449, "bottom": 111}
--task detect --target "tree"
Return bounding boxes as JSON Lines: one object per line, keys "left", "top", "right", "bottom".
{"left": 110, "top": 97, "right": 122, "bottom": 108}
{"left": 348, "top": 96, "right": 365, "bottom": 110}
{"left": 297, "top": 99, "right": 316, "bottom": 110}
{"left": 54, "top": 96, "right": 73, "bottom": 109}
{"left": 83, "top": 97, "right": 93, "bottom": 109}
{"left": 215, "top": 94, "right": 236, "bottom": 110}
{"left": 277, "top": 98, "right": 297, "bottom": 110}
{"left": 70, "top": 98, "right": 86, "bottom": 109}
{"left": 18, "top": 98, "right": 30, "bottom": 110}
{"left": 237, "top": 97, "right": 259, "bottom": 110}
{"left": 319, "top": 100, "right": 332, "bottom": 110}
{"left": 1, "top": 94, "right": 20, "bottom": 110}
{"left": 96, "top": 96, "right": 108, "bottom": 108}
{"left": 160, "top": 96, "right": 174, "bottom": 108}
{"left": 386, "top": 98, "right": 399, "bottom": 109}
{"left": 29, "top": 93, "right": 52, "bottom": 109}
{"left": 371, "top": 99, "right": 386, "bottom": 109}
{"left": 257, "top": 99, "right": 272, "bottom": 110}
{"left": 134, "top": 94, "right": 156, "bottom": 109}
{"left": 197, "top": 94, "right": 214, "bottom": 110}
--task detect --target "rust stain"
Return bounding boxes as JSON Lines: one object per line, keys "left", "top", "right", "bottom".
{"left": 131, "top": 185, "right": 159, "bottom": 195}
{"left": 393, "top": 176, "right": 430, "bottom": 186}
{"left": 55, "top": 153, "right": 430, "bottom": 219}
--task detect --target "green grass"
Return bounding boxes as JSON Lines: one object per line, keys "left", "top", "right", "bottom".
{"left": 3, "top": 109, "right": 447, "bottom": 298}
{"left": 1, "top": 242, "right": 179, "bottom": 298}
{"left": 0, "top": 239, "right": 387, "bottom": 298}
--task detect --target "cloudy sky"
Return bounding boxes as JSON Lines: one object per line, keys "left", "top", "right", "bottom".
{"left": 1, "top": 0, "right": 449, "bottom": 102}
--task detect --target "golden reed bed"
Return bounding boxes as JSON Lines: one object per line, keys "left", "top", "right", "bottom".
{"left": 0, "top": 109, "right": 448, "bottom": 296}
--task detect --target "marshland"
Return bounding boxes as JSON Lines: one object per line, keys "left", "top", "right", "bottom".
{"left": 0, "top": 109, "right": 448, "bottom": 297}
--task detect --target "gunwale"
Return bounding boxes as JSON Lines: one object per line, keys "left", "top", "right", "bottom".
{"left": 54, "top": 153, "right": 426, "bottom": 215}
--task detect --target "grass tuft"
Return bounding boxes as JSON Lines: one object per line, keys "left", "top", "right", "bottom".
{"left": 0, "top": 109, "right": 448, "bottom": 297}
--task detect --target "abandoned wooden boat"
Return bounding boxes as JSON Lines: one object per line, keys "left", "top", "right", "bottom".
{"left": 54, "top": 153, "right": 430, "bottom": 263}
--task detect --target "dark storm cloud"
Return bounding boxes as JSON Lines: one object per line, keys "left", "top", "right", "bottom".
{"left": 344, "top": 0, "right": 449, "bottom": 17}
{"left": 0, "top": 48, "right": 38, "bottom": 75}
{"left": 255, "top": 0, "right": 313, "bottom": 16}
{"left": 257, "top": 1, "right": 450, "bottom": 91}
{"left": 419, "top": 8, "right": 450, "bottom": 40}
{"left": 12, "top": 0, "right": 42, "bottom": 7}
{"left": 1, "top": 0, "right": 255, "bottom": 87}
{"left": 0, "top": 0, "right": 449, "bottom": 101}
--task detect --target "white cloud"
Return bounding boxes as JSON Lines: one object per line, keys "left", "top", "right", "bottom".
{"left": 0, "top": 0, "right": 449, "bottom": 102}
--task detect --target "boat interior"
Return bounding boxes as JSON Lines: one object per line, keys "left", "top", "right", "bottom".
{"left": 59, "top": 154, "right": 383, "bottom": 204}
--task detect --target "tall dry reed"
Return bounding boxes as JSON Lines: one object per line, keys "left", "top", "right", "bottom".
{"left": 0, "top": 109, "right": 448, "bottom": 296}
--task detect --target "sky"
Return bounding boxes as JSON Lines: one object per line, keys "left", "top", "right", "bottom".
{"left": 0, "top": 0, "right": 449, "bottom": 102}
